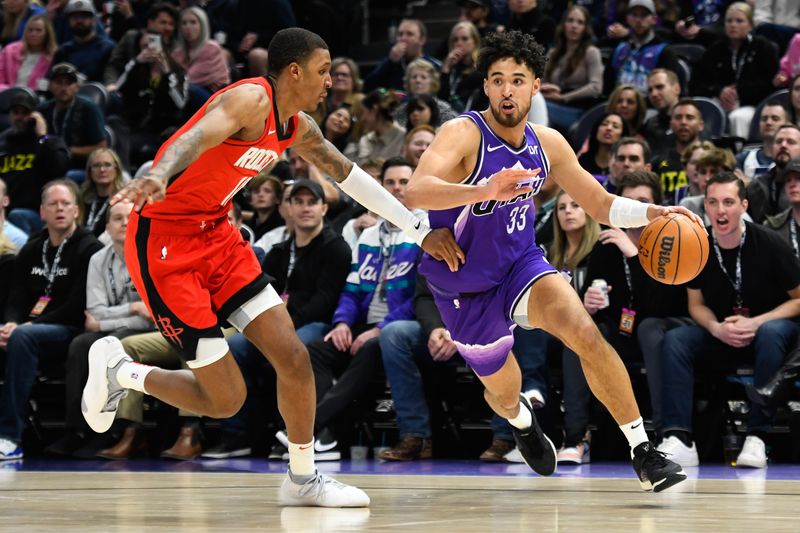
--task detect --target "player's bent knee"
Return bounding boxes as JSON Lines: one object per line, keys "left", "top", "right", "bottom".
{"left": 208, "top": 388, "right": 246, "bottom": 419}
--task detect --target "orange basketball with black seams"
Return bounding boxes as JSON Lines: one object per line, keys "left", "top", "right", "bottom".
{"left": 638, "top": 213, "right": 709, "bottom": 285}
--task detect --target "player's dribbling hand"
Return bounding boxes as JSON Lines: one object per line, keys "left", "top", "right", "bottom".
{"left": 111, "top": 175, "right": 167, "bottom": 212}
{"left": 647, "top": 205, "right": 707, "bottom": 233}
{"left": 421, "top": 228, "right": 465, "bottom": 273}
{"left": 482, "top": 168, "right": 539, "bottom": 202}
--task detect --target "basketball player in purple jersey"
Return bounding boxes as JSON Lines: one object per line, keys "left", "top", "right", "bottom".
{"left": 407, "top": 31, "right": 702, "bottom": 491}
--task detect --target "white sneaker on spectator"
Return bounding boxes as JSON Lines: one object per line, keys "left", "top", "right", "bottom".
{"left": 523, "top": 389, "right": 545, "bottom": 409}
{"left": 736, "top": 436, "right": 767, "bottom": 468}
{"left": 557, "top": 441, "right": 591, "bottom": 464}
{"left": 656, "top": 435, "right": 699, "bottom": 467}
{"left": 279, "top": 470, "right": 370, "bottom": 507}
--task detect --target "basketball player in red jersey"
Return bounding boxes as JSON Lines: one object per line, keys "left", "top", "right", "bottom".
{"left": 81, "top": 28, "right": 466, "bottom": 507}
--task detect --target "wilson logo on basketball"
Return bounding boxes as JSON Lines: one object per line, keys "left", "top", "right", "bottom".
{"left": 656, "top": 236, "right": 675, "bottom": 279}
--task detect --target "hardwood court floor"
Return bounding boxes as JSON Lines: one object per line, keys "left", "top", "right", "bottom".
{"left": 1, "top": 460, "right": 799, "bottom": 532}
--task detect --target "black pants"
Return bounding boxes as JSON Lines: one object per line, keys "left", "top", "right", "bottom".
{"left": 64, "top": 329, "right": 147, "bottom": 431}
{"left": 306, "top": 323, "right": 383, "bottom": 432}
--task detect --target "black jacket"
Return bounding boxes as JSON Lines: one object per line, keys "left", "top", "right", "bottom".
{"left": 747, "top": 167, "right": 790, "bottom": 223}
{"left": 262, "top": 226, "right": 351, "bottom": 328}
{"left": 690, "top": 34, "right": 779, "bottom": 106}
{"left": 0, "top": 128, "right": 70, "bottom": 211}
{"left": 5, "top": 226, "right": 102, "bottom": 327}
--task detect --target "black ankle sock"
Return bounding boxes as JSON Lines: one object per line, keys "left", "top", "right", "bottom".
{"left": 665, "top": 430, "right": 692, "bottom": 447}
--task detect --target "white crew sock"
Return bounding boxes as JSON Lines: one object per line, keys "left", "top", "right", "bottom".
{"left": 288, "top": 439, "right": 316, "bottom": 478}
{"left": 116, "top": 361, "right": 154, "bottom": 394}
{"left": 507, "top": 401, "right": 532, "bottom": 430}
{"left": 620, "top": 416, "right": 649, "bottom": 450}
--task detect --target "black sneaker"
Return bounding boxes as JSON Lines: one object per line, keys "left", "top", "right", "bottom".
{"left": 44, "top": 430, "right": 87, "bottom": 457}
{"left": 269, "top": 443, "right": 288, "bottom": 460}
{"left": 201, "top": 433, "right": 252, "bottom": 459}
{"left": 511, "top": 394, "right": 557, "bottom": 476}
{"left": 632, "top": 441, "right": 687, "bottom": 492}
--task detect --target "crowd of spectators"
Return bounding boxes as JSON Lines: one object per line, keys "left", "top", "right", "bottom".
{"left": 1, "top": 0, "right": 800, "bottom": 467}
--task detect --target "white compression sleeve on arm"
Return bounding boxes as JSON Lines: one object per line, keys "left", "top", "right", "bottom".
{"left": 608, "top": 196, "right": 651, "bottom": 228}
{"left": 339, "top": 164, "right": 431, "bottom": 245}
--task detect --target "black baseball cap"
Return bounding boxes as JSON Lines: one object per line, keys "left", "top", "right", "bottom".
{"left": 781, "top": 158, "right": 800, "bottom": 181}
{"left": 9, "top": 92, "right": 37, "bottom": 112}
{"left": 288, "top": 179, "right": 325, "bottom": 202}
{"left": 50, "top": 62, "right": 80, "bottom": 83}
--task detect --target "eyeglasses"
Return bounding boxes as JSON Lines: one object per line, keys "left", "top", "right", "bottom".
{"left": 91, "top": 162, "right": 115, "bottom": 170}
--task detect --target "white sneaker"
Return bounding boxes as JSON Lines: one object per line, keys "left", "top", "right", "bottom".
{"left": 503, "top": 447, "right": 525, "bottom": 463}
{"left": 0, "top": 437, "right": 23, "bottom": 461}
{"left": 736, "top": 436, "right": 767, "bottom": 468}
{"left": 523, "top": 389, "right": 545, "bottom": 409}
{"left": 557, "top": 441, "right": 591, "bottom": 464}
{"left": 81, "top": 336, "right": 131, "bottom": 433}
{"left": 279, "top": 470, "right": 370, "bottom": 507}
{"left": 277, "top": 430, "right": 341, "bottom": 461}
{"left": 656, "top": 435, "right": 699, "bottom": 467}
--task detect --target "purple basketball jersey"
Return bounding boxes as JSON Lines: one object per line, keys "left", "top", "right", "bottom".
{"left": 419, "top": 111, "right": 551, "bottom": 293}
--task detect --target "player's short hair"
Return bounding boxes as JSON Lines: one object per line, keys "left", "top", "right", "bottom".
{"left": 476, "top": 30, "right": 547, "bottom": 80}
{"left": 705, "top": 171, "right": 746, "bottom": 200}
{"left": 618, "top": 170, "right": 663, "bottom": 206}
{"left": 267, "top": 28, "right": 328, "bottom": 77}
{"left": 612, "top": 137, "right": 651, "bottom": 163}
{"left": 380, "top": 156, "right": 414, "bottom": 183}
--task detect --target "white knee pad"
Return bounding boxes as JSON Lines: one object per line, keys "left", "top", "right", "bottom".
{"left": 187, "top": 337, "right": 230, "bottom": 369}
{"left": 227, "top": 284, "right": 283, "bottom": 332}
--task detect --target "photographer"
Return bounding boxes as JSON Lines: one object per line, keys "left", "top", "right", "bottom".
{"left": 0, "top": 92, "right": 70, "bottom": 235}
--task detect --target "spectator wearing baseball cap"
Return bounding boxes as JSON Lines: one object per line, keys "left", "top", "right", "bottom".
{"left": 51, "top": 0, "right": 115, "bottom": 83}
{"left": 40, "top": 62, "right": 108, "bottom": 179}
{"left": 0, "top": 0, "right": 46, "bottom": 46}
{"left": 765, "top": 157, "right": 800, "bottom": 253}
{"left": 0, "top": 88, "right": 70, "bottom": 235}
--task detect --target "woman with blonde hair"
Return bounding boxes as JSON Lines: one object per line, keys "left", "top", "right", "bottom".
{"left": 171, "top": 6, "right": 230, "bottom": 97}
{"left": 395, "top": 58, "right": 457, "bottom": 128}
{"left": 80, "top": 148, "right": 127, "bottom": 241}
{"left": 548, "top": 189, "right": 601, "bottom": 283}
{"left": 439, "top": 21, "right": 482, "bottom": 113}
{"left": 0, "top": 13, "right": 56, "bottom": 91}
{"left": 1, "top": 0, "right": 45, "bottom": 46}
{"left": 607, "top": 84, "right": 647, "bottom": 137}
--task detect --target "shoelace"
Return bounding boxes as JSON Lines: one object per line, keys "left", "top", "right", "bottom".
{"left": 643, "top": 448, "right": 670, "bottom": 468}
{"left": 297, "top": 474, "right": 346, "bottom": 500}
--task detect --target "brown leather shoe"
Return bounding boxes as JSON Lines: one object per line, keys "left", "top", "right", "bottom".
{"left": 379, "top": 437, "right": 433, "bottom": 461}
{"left": 161, "top": 425, "right": 203, "bottom": 460}
{"left": 479, "top": 439, "right": 515, "bottom": 462}
{"left": 97, "top": 426, "right": 147, "bottom": 460}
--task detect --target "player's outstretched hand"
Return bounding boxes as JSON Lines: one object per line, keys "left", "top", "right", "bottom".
{"left": 111, "top": 175, "right": 167, "bottom": 212}
{"left": 647, "top": 204, "right": 706, "bottom": 232}
{"left": 482, "top": 168, "right": 539, "bottom": 202}
{"left": 422, "top": 228, "right": 465, "bottom": 272}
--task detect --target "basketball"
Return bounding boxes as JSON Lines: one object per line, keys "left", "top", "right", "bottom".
{"left": 638, "top": 213, "right": 709, "bottom": 285}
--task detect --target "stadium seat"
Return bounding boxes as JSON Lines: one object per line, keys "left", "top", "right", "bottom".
{"left": 692, "top": 97, "right": 728, "bottom": 138}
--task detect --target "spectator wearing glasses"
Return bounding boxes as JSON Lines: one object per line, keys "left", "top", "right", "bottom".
{"left": 80, "top": 148, "right": 127, "bottom": 242}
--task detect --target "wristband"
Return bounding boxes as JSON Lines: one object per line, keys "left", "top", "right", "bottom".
{"left": 339, "top": 164, "right": 432, "bottom": 246}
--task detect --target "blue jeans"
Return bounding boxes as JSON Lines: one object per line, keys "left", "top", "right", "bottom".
{"left": 491, "top": 327, "right": 552, "bottom": 440}
{"left": 0, "top": 323, "right": 77, "bottom": 443}
{"left": 296, "top": 322, "right": 331, "bottom": 346}
{"left": 545, "top": 101, "right": 586, "bottom": 134}
{"left": 379, "top": 320, "right": 432, "bottom": 438}
{"left": 7, "top": 208, "right": 42, "bottom": 235}
{"left": 661, "top": 319, "right": 800, "bottom": 434}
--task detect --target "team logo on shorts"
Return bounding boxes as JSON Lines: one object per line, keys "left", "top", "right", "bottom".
{"left": 157, "top": 314, "right": 184, "bottom": 348}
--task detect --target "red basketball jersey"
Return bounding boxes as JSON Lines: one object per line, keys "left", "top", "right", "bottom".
{"left": 141, "top": 77, "right": 298, "bottom": 222}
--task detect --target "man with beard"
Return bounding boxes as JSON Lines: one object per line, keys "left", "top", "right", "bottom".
{"left": 0, "top": 92, "right": 70, "bottom": 235}
{"left": 747, "top": 124, "right": 800, "bottom": 223}
{"left": 404, "top": 30, "right": 695, "bottom": 491}
{"left": 650, "top": 99, "right": 705, "bottom": 205}
{"left": 51, "top": 0, "right": 115, "bottom": 82}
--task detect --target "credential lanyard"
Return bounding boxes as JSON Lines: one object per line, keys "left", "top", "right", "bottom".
{"left": 41, "top": 234, "right": 70, "bottom": 296}
{"left": 712, "top": 225, "right": 746, "bottom": 307}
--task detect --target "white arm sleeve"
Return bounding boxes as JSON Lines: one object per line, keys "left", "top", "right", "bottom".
{"left": 338, "top": 164, "right": 432, "bottom": 246}
{"left": 608, "top": 196, "right": 651, "bottom": 228}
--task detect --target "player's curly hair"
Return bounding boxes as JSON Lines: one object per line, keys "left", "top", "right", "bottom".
{"left": 476, "top": 30, "right": 547, "bottom": 80}
{"left": 267, "top": 28, "right": 328, "bottom": 76}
